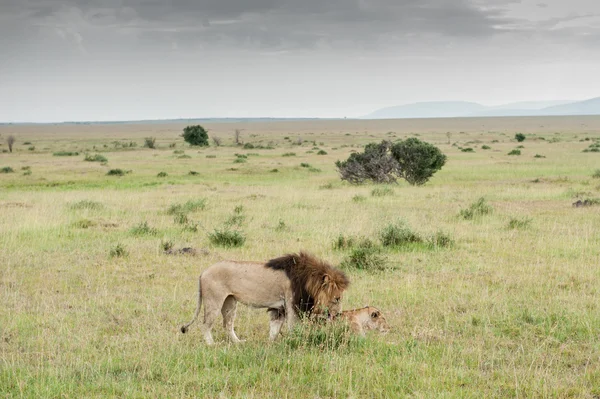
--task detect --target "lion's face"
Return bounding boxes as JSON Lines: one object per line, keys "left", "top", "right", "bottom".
{"left": 313, "top": 275, "right": 346, "bottom": 317}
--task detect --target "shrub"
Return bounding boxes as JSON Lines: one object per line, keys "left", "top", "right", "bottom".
{"left": 379, "top": 220, "right": 422, "bottom": 247}
{"left": 243, "top": 143, "right": 255, "bottom": 149}
{"left": 23, "top": 169, "right": 32, "bottom": 176}
{"left": 181, "top": 125, "right": 209, "bottom": 147}
{"left": 308, "top": 167, "right": 321, "bottom": 173}
{"left": 300, "top": 163, "right": 311, "bottom": 168}
{"left": 282, "top": 152, "right": 296, "bottom": 157}
{"left": 341, "top": 246, "right": 387, "bottom": 272}
{"left": 515, "top": 133, "right": 526, "bottom": 142}
{"left": 161, "top": 240, "right": 174, "bottom": 252}
{"left": 592, "top": 169, "right": 600, "bottom": 179}
{"left": 534, "top": 154, "right": 546, "bottom": 158}
{"left": 109, "top": 243, "right": 128, "bottom": 258}
{"left": 270, "top": 169, "right": 279, "bottom": 173}
{"left": 53, "top": 151, "right": 79, "bottom": 156}
{"left": 233, "top": 158, "right": 246, "bottom": 163}
{"left": 371, "top": 187, "right": 394, "bottom": 197}
{"left": 507, "top": 149, "right": 521, "bottom": 156}
{"left": 336, "top": 139, "right": 446, "bottom": 185}
{"left": 459, "top": 198, "right": 493, "bottom": 220}
{"left": 72, "top": 219, "right": 96, "bottom": 229}
{"left": 206, "top": 155, "right": 216, "bottom": 158}
{"left": 129, "top": 221, "right": 158, "bottom": 236}
{"left": 157, "top": 171, "right": 168, "bottom": 177}
{"left": 391, "top": 138, "right": 447, "bottom": 185}
{"left": 481, "top": 145, "right": 491, "bottom": 150}
{"left": 427, "top": 231, "right": 454, "bottom": 248}
{"left": 461, "top": 148, "right": 474, "bottom": 152}
{"left": 144, "top": 137, "right": 156, "bottom": 149}
{"left": 188, "top": 171, "right": 199, "bottom": 175}
{"left": 84, "top": 154, "right": 108, "bottom": 162}
{"left": 1, "top": 166, "right": 15, "bottom": 173}
{"left": 209, "top": 228, "right": 246, "bottom": 247}
{"left": 507, "top": 217, "right": 532, "bottom": 229}
{"left": 106, "top": 169, "right": 125, "bottom": 176}
{"left": 317, "top": 150, "right": 328, "bottom": 155}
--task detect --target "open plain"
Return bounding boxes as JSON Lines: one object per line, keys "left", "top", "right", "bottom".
{"left": 1, "top": 116, "right": 600, "bottom": 398}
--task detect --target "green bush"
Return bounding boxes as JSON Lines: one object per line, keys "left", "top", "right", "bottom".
{"left": 282, "top": 152, "right": 296, "bottom": 157}
{"left": 507, "top": 217, "right": 532, "bottom": 229}
{"left": 507, "top": 149, "right": 521, "bottom": 156}
{"left": 106, "top": 169, "right": 125, "bottom": 176}
{"left": 1, "top": 166, "right": 15, "bottom": 173}
{"left": 461, "top": 148, "right": 474, "bottom": 152}
{"left": 209, "top": 228, "right": 246, "bottom": 247}
{"left": 167, "top": 199, "right": 207, "bottom": 215}
{"left": 157, "top": 172, "right": 168, "bottom": 177}
{"left": 341, "top": 245, "right": 388, "bottom": 272}
{"left": 427, "top": 231, "right": 454, "bottom": 248}
{"left": 317, "top": 150, "right": 328, "bottom": 155}
{"left": 459, "top": 198, "right": 493, "bottom": 220}
{"left": 144, "top": 137, "right": 156, "bottom": 149}
{"left": 481, "top": 145, "right": 491, "bottom": 150}
{"left": 391, "top": 138, "right": 447, "bottom": 185}
{"left": 181, "top": 125, "right": 209, "bottom": 147}
{"left": 379, "top": 220, "right": 422, "bottom": 247}
{"left": 592, "top": 169, "right": 600, "bottom": 179}
{"left": 300, "top": 163, "right": 311, "bottom": 168}
{"left": 84, "top": 153, "right": 108, "bottom": 162}
{"left": 515, "top": 133, "right": 526, "bottom": 142}
{"left": 129, "top": 221, "right": 158, "bottom": 236}
{"left": 352, "top": 195, "right": 367, "bottom": 203}
{"left": 53, "top": 151, "right": 79, "bottom": 156}
{"left": 243, "top": 143, "right": 255, "bottom": 149}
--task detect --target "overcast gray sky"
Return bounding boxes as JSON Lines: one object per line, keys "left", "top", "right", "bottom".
{"left": 1, "top": 0, "right": 599, "bottom": 122}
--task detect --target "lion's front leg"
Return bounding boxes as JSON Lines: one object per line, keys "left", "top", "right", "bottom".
{"left": 268, "top": 308, "right": 285, "bottom": 340}
{"left": 284, "top": 293, "right": 298, "bottom": 332}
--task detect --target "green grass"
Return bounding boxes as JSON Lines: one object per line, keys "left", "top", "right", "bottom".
{"left": 2, "top": 117, "right": 600, "bottom": 397}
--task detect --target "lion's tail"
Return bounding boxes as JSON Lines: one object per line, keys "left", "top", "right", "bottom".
{"left": 180, "top": 275, "right": 203, "bottom": 333}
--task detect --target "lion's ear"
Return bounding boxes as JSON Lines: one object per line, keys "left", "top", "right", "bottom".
{"left": 322, "top": 274, "right": 330, "bottom": 285}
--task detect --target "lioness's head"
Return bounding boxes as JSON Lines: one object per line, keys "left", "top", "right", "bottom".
{"left": 364, "top": 306, "right": 391, "bottom": 333}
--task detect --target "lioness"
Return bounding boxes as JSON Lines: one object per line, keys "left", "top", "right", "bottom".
{"left": 337, "top": 306, "right": 390, "bottom": 336}
{"left": 180, "top": 252, "right": 350, "bottom": 345}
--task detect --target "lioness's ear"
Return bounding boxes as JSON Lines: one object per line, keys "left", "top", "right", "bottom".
{"left": 371, "top": 311, "right": 379, "bottom": 318}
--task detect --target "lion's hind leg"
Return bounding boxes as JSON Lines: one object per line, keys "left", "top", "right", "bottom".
{"left": 202, "top": 293, "right": 228, "bottom": 345}
{"left": 268, "top": 308, "right": 285, "bottom": 341}
{"left": 221, "top": 295, "right": 244, "bottom": 343}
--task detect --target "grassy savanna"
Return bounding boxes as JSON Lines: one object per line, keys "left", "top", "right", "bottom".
{"left": 1, "top": 116, "right": 600, "bottom": 398}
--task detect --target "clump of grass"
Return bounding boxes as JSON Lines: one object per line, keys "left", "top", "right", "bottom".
{"left": 459, "top": 197, "right": 493, "bottom": 220}
{"left": 161, "top": 240, "right": 174, "bottom": 252}
{"left": 1, "top": 166, "right": 15, "bottom": 173}
{"left": 371, "top": 187, "right": 394, "bottom": 197}
{"left": 481, "top": 145, "right": 491, "bottom": 150}
{"left": 461, "top": 147, "right": 474, "bottom": 152}
{"left": 379, "top": 220, "right": 422, "bottom": 247}
{"left": 206, "top": 155, "right": 217, "bottom": 159}
{"left": 177, "top": 155, "right": 191, "bottom": 159}
{"left": 507, "top": 217, "right": 532, "bottom": 229}
{"left": 282, "top": 152, "right": 296, "bottom": 157}
{"left": 129, "top": 221, "right": 158, "bottom": 236}
{"left": 243, "top": 143, "right": 255, "bottom": 149}
{"left": 188, "top": 171, "right": 199, "bottom": 175}
{"left": 308, "top": 167, "right": 321, "bottom": 173}
{"left": 592, "top": 169, "right": 600, "bottom": 179}
{"left": 341, "top": 245, "right": 388, "bottom": 272}
{"left": 209, "top": 228, "right": 246, "bottom": 247}
{"left": 167, "top": 199, "right": 207, "bottom": 215}
{"left": 300, "top": 163, "right": 311, "bottom": 168}
{"left": 270, "top": 168, "right": 279, "bottom": 173}
{"left": 109, "top": 243, "right": 128, "bottom": 258}
{"left": 157, "top": 172, "right": 168, "bottom": 177}
{"left": 225, "top": 206, "right": 245, "bottom": 227}
{"left": 275, "top": 219, "right": 288, "bottom": 232}
{"left": 173, "top": 212, "right": 189, "bottom": 225}
{"left": 427, "top": 231, "right": 454, "bottom": 248}
{"left": 106, "top": 169, "right": 125, "bottom": 176}
{"left": 23, "top": 169, "right": 32, "bottom": 176}
{"left": 534, "top": 154, "right": 546, "bottom": 158}
{"left": 69, "top": 200, "right": 103, "bottom": 210}
{"left": 507, "top": 149, "right": 521, "bottom": 156}
{"left": 173, "top": 150, "right": 184, "bottom": 154}
{"left": 319, "top": 183, "right": 334, "bottom": 190}
{"left": 233, "top": 158, "right": 246, "bottom": 164}
{"left": 72, "top": 219, "right": 96, "bottom": 229}
{"left": 53, "top": 151, "right": 79, "bottom": 156}
{"left": 285, "top": 322, "right": 361, "bottom": 350}
{"left": 144, "top": 137, "right": 156, "bottom": 149}
{"left": 352, "top": 195, "right": 367, "bottom": 203}
{"left": 317, "top": 150, "right": 328, "bottom": 155}
{"left": 84, "top": 153, "right": 108, "bottom": 162}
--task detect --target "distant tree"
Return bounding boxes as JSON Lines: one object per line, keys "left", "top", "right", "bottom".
{"left": 144, "top": 137, "right": 156, "bottom": 149}
{"left": 336, "top": 139, "right": 446, "bottom": 186}
{"left": 182, "top": 125, "right": 209, "bottom": 147}
{"left": 390, "top": 138, "right": 447, "bottom": 186}
{"left": 212, "top": 136, "right": 222, "bottom": 147}
{"left": 7, "top": 135, "right": 15, "bottom": 153}
{"left": 515, "top": 133, "right": 526, "bottom": 142}
{"left": 234, "top": 129, "right": 244, "bottom": 145}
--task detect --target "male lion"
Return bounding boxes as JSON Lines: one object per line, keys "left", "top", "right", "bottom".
{"left": 337, "top": 306, "right": 390, "bottom": 336}
{"left": 180, "top": 252, "right": 350, "bottom": 345}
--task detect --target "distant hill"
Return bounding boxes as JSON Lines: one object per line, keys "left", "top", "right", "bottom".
{"left": 363, "top": 101, "right": 486, "bottom": 119}
{"left": 363, "top": 97, "right": 600, "bottom": 119}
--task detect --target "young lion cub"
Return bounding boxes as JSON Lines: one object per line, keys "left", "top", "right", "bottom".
{"left": 337, "top": 306, "right": 390, "bottom": 336}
